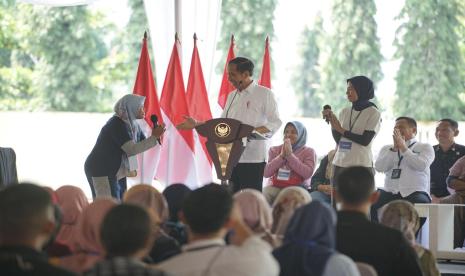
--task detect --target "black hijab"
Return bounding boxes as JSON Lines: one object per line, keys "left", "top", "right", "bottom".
{"left": 347, "top": 76, "right": 377, "bottom": 111}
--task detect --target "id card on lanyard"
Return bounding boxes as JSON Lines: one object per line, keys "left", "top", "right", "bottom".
{"left": 277, "top": 168, "right": 291, "bottom": 181}
{"left": 391, "top": 142, "right": 416, "bottom": 179}
{"left": 338, "top": 108, "right": 362, "bottom": 153}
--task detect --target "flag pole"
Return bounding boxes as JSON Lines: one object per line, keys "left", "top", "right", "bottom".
{"left": 140, "top": 31, "right": 147, "bottom": 185}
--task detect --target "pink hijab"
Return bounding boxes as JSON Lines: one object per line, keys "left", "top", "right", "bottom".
{"left": 58, "top": 198, "right": 117, "bottom": 274}
{"left": 123, "top": 184, "right": 168, "bottom": 223}
{"left": 234, "top": 189, "right": 272, "bottom": 233}
{"left": 233, "top": 189, "right": 278, "bottom": 247}
{"left": 55, "top": 185, "right": 89, "bottom": 248}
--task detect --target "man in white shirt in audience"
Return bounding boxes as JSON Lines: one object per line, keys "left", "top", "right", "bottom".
{"left": 372, "top": 116, "right": 434, "bottom": 221}
{"left": 157, "top": 183, "right": 279, "bottom": 276}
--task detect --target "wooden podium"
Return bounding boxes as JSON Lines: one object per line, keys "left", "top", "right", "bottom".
{"left": 195, "top": 118, "right": 254, "bottom": 183}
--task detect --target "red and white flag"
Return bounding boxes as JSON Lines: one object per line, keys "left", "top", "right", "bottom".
{"left": 186, "top": 34, "right": 213, "bottom": 185}
{"left": 132, "top": 32, "right": 162, "bottom": 185}
{"left": 259, "top": 36, "right": 271, "bottom": 89}
{"left": 217, "top": 34, "right": 236, "bottom": 109}
{"left": 157, "top": 36, "right": 198, "bottom": 189}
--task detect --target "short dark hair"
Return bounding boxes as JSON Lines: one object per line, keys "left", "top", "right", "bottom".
{"left": 101, "top": 204, "right": 153, "bottom": 257}
{"left": 0, "top": 183, "right": 53, "bottom": 239}
{"left": 439, "top": 118, "right": 458, "bottom": 130}
{"left": 162, "top": 183, "right": 192, "bottom": 222}
{"left": 228, "top": 57, "right": 254, "bottom": 76}
{"left": 396, "top": 116, "right": 417, "bottom": 128}
{"left": 336, "top": 167, "right": 375, "bottom": 205}
{"left": 182, "top": 183, "right": 233, "bottom": 234}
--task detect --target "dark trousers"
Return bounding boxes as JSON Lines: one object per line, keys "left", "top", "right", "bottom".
{"left": 230, "top": 162, "right": 266, "bottom": 193}
{"left": 371, "top": 189, "right": 431, "bottom": 222}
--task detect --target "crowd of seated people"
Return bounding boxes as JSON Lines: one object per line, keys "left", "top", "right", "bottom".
{"left": 2, "top": 114, "right": 465, "bottom": 275}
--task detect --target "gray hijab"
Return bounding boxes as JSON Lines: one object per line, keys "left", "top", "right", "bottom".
{"left": 285, "top": 121, "right": 307, "bottom": 151}
{"left": 114, "top": 94, "right": 145, "bottom": 142}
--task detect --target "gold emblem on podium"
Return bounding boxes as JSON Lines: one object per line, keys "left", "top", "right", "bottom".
{"left": 215, "top": 123, "right": 231, "bottom": 138}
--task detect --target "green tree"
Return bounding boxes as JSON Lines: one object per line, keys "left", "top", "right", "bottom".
{"left": 394, "top": 0, "right": 465, "bottom": 120}
{"left": 25, "top": 5, "right": 109, "bottom": 112}
{"left": 292, "top": 16, "right": 323, "bottom": 117}
{"left": 217, "top": 0, "right": 277, "bottom": 76}
{"left": 0, "top": 2, "right": 38, "bottom": 110}
{"left": 320, "top": 0, "right": 383, "bottom": 113}
{"left": 125, "top": 0, "right": 154, "bottom": 82}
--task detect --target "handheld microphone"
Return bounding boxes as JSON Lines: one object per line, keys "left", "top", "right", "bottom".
{"left": 323, "top": 105, "right": 331, "bottom": 124}
{"left": 150, "top": 114, "right": 162, "bottom": 145}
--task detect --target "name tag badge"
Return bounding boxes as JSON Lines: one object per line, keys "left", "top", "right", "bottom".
{"left": 277, "top": 168, "right": 291, "bottom": 181}
{"left": 391, "top": 169, "right": 402, "bottom": 179}
{"left": 339, "top": 141, "right": 352, "bottom": 152}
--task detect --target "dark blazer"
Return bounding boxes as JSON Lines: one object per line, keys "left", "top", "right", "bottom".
{"left": 0, "top": 147, "right": 18, "bottom": 188}
{"left": 336, "top": 211, "right": 423, "bottom": 276}
{"left": 0, "top": 245, "right": 75, "bottom": 276}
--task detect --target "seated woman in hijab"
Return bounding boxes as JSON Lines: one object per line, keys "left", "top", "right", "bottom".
{"left": 55, "top": 185, "right": 89, "bottom": 252}
{"left": 263, "top": 121, "right": 316, "bottom": 204}
{"left": 124, "top": 184, "right": 181, "bottom": 264}
{"left": 379, "top": 200, "right": 440, "bottom": 276}
{"left": 234, "top": 189, "right": 277, "bottom": 247}
{"left": 84, "top": 94, "right": 165, "bottom": 199}
{"left": 273, "top": 201, "right": 359, "bottom": 276}
{"left": 55, "top": 198, "right": 117, "bottom": 274}
{"left": 271, "top": 186, "right": 311, "bottom": 246}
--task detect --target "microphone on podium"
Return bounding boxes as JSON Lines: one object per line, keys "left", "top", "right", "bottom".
{"left": 150, "top": 114, "right": 162, "bottom": 145}
{"left": 323, "top": 105, "right": 331, "bottom": 124}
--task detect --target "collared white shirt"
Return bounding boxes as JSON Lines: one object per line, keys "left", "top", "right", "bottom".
{"left": 221, "top": 81, "right": 282, "bottom": 163}
{"left": 156, "top": 237, "right": 279, "bottom": 276}
{"left": 375, "top": 138, "right": 435, "bottom": 197}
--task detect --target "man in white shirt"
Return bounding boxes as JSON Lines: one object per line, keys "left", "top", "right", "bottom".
{"left": 372, "top": 117, "right": 434, "bottom": 221}
{"left": 178, "top": 57, "right": 282, "bottom": 192}
{"left": 156, "top": 183, "right": 279, "bottom": 276}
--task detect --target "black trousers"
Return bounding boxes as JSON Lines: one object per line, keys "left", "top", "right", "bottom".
{"left": 371, "top": 189, "right": 431, "bottom": 222}
{"left": 230, "top": 162, "right": 266, "bottom": 193}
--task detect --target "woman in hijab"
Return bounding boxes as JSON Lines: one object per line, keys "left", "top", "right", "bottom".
{"left": 123, "top": 184, "right": 181, "bottom": 264}
{"left": 263, "top": 121, "right": 316, "bottom": 204}
{"left": 162, "top": 183, "right": 191, "bottom": 246}
{"left": 84, "top": 94, "right": 165, "bottom": 199}
{"left": 379, "top": 200, "right": 440, "bottom": 276}
{"left": 55, "top": 198, "right": 117, "bottom": 274}
{"left": 271, "top": 186, "right": 311, "bottom": 246}
{"left": 273, "top": 201, "right": 359, "bottom": 276}
{"left": 233, "top": 189, "right": 276, "bottom": 247}
{"left": 322, "top": 76, "right": 381, "bottom": 190}
{"left": 55, "top": 185, "right": 89, "bottom": 251}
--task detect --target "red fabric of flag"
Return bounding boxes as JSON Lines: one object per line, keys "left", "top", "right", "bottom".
{"left": 217, "top": 35, "right": 236, "bottom": 109}
{"left": 259, "top": 36, "right": 271, "bottom": 89}
{"left": 133, "top": 33, "right": 163, "bottom": 126}
{"left": 160, "top": 40, "right": 194, "bottom": 151}
{"left": 186, "top": 35, "right": 213, "bottom": 165}
{"left": 131, "top": 32, "right": 162, "bottom": 184}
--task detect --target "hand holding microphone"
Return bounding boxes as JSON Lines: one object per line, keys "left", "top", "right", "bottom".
{"left": 322, "top": 105, "right": 332, "bottom": 124}
{"left": 150, "top": 115, "right": 165, "bottom": 144}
